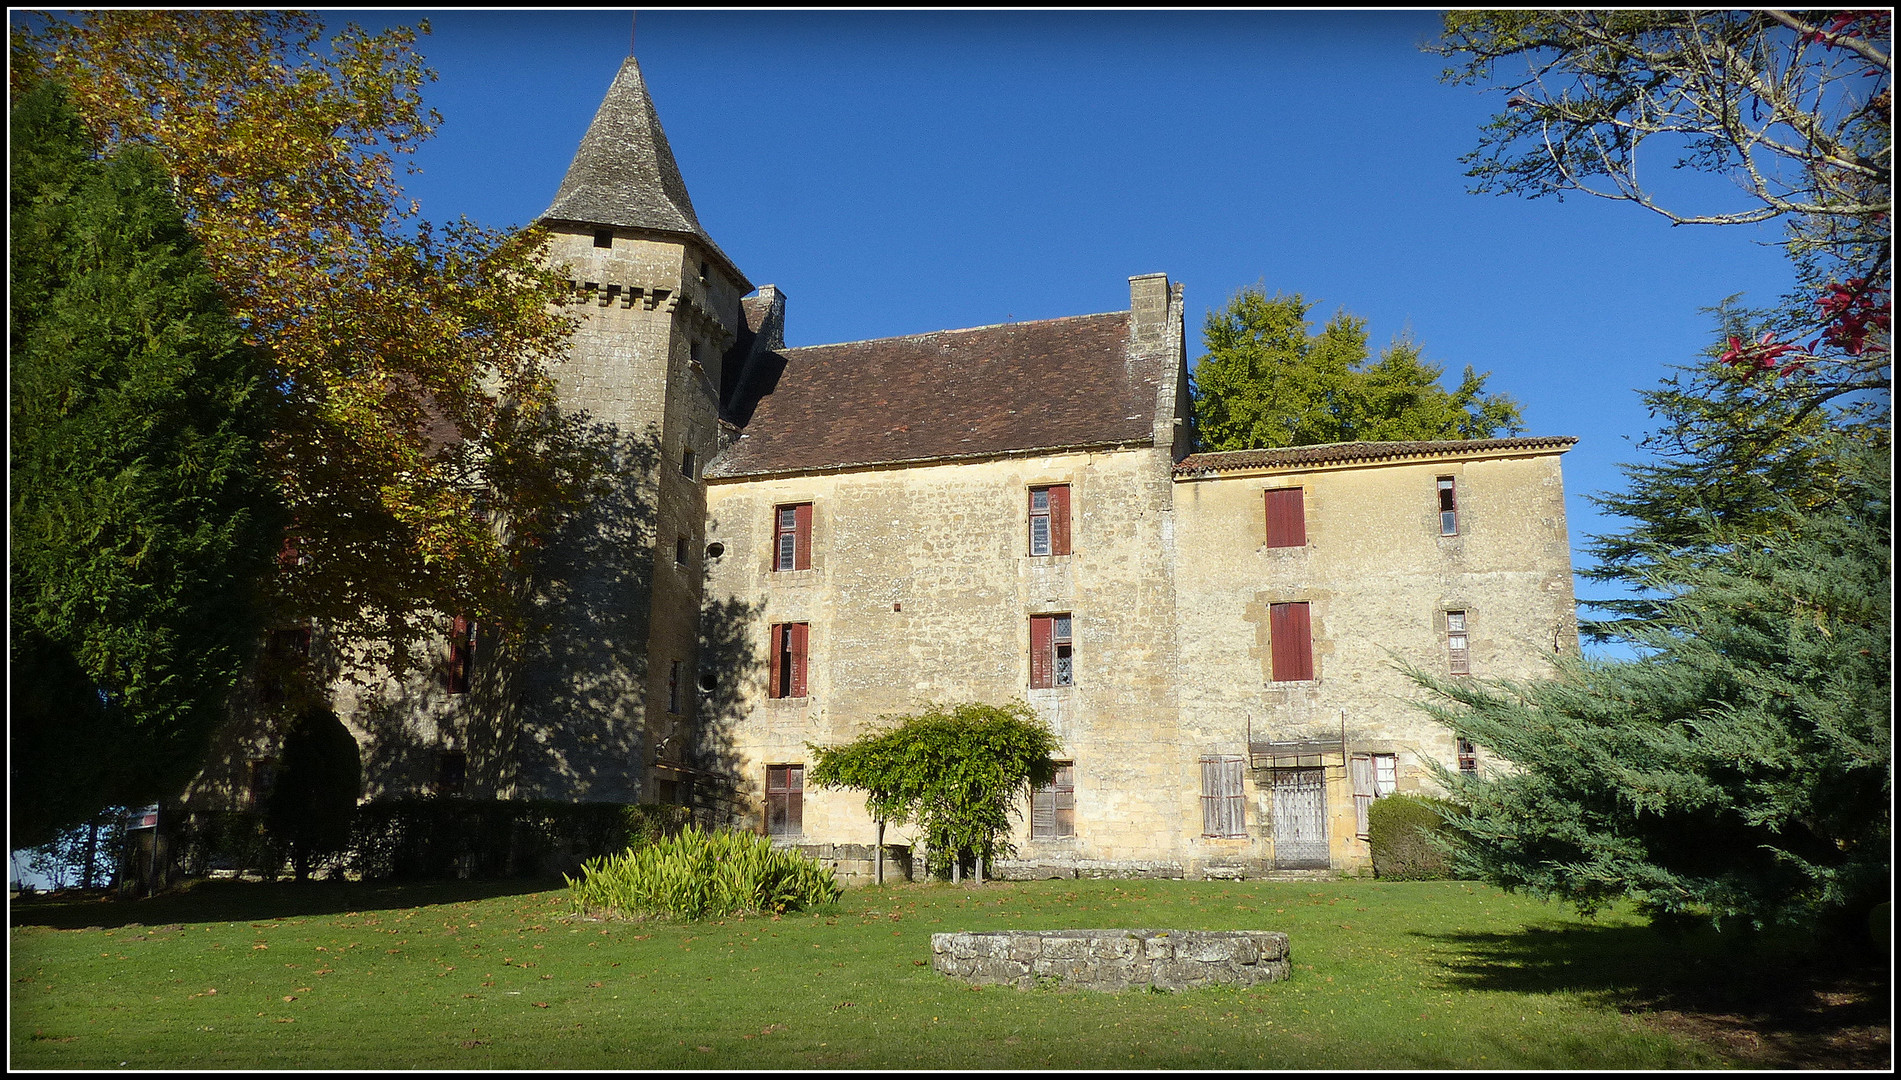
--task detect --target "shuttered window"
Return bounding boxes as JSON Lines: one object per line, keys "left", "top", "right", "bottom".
{"left": 1269, "top": 602, "right": 1313, "bottom": 682}
{"left": 1029, "top": 613, "right": 1074, "bottom": 689}
{"left": 766, "top": 764, "right": 803, "bottom": 836}
{"left": 1350, "top": 753, "right": 1402, "bottom": 838}
{"left": 445, "top": 615, "right": 476, "bottom": 694}
{"left": 1438, "top": 476, "right": 1459, "bottom": 536}
{"left": 1200, "top": 756, "right": 1246, "bottom": 838}
{"left": 1447, "top": 611, "right": 1470, "bottom": 674}
{"left": 1031, "top": 761, "right": 1075, "bottom": 839}
{"left": 1373, "top": 753, "right": 1397, "bottom": 795}
{"left": 1264, "top": 488, "right": 1306, "bottom": 548}
{"left": 1029, "top": 485, "right": 1071, "bottom": 556}
{"left": 767, "top": 623, "right": 809, "bottom": 699}
{"left": 774, "top": 503, "right": 812, "bottom": 571}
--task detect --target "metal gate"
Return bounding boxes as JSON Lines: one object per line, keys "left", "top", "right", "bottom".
{"left": 1272, "top": 768, "right": 1330, "bottom": 869}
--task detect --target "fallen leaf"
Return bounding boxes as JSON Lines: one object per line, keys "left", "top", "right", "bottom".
{"left": 282, "top": 995, "right": 297, "bottom": 1002}
{"left": 532, "top": 1002, "right": 550, "bottom": 1009}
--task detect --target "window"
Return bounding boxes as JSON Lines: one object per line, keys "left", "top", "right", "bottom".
{"left": 1264, "top": 487, "right": 1306, "bottom": 548}
{"left": 1031, "top": 761, "right": 1075, "bottom": 839}
{"left": 444, "top": 615, "right": 476, "bottom": 694}
{"left": 1269, "top": 601, "right": 1313, "bottom": 682}
{"left": 667, "top": 660, "right": 682, "bottom": 714}
{"left": 437, "top": 750, "right": 466, "bottom": 797}
{"left": 699, "top": 260, "right": 709, "bottom": 284}
{"left": 1029, "top": 613, "right": 1074, "bottom": 688}
{"left": 1447, "top": 610, "right": 1470, "bottom": 674}
{"left": 773, "top": 503, "right": 812, "bottom": 571}
{"left": 1457, "top": 738, "right": 1478, "bottom": 774}
{"left": 247, "top": 758, "right": 277, "bottom": 809}
{"left": 593, "top": 229, "right": 613, "bottom": 249}
{"left": 676, "top": 536, "right": 690, "bottom": 567}
{"left": 1200, "top": 756, "right": 1246, "bottom": 838}
{"left": 681, "top": 446, "right": 696, "bottom": 478}
{"left": 1437, "top": 476, "right": 1459, "bottom": 536}
{"left": 768, "top": 623, "right": 809, "bottom": 699}
{"left": 1350, "top": 752, "right": 1401, "bottom": 837}
{"left": 1028, "top": 484, "right": 1071, "bottom": 556}
{"left": 766, "top": 763, "right": 803, "bottom": 836}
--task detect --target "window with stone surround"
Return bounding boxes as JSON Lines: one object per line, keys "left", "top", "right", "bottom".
{"left": 1268, "top": 601, "right": 1313, "bottom": 682}
{"left": 768, "top": 622, "right": 808, "bottom": 699}
{"left": 766, "top": 763, "right": 803, "bottom": 836}
{"left": 773, "top": 503, "right": 812, "bottom": 571}
{"left": 1031, "top": 761, "right": 1075, "bottom": 838}
{"left": 1447, "top": 610, "right": 1470, "bottom": 674}
{"left": 1028, "top": 484, "right": 1071, "bottom": 556}
{"left": 1457, "top": 738, "right": 1478, "bottom": 774}
{"left": 1030, "top": 613, "right": 1074, "bottom": 688}
{"left": 1350, "top": 752, "right": 1400, "bottom": 837}
{"left": 1264, "top": 487, "right": 1306, "bottom": 548}
{"left": 1438, "top": 476, "right": 1459, "bottom": 536}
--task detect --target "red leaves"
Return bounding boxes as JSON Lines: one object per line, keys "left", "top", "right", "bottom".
{"left": 1815, "top": 277, "right": 1890, "bottom": 358}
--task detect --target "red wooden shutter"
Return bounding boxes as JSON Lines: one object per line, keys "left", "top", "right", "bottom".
{"left": 789, "top": 623, "right": 809, "bottom": 698}
{"left": 1049, "top": 484, "right": 1071, "bottom": 555}
{"left": 1269, "top": 602, "right": 1313, "bottom": 682}
{"left": 768, "top": 623, "right": 784, "bottom": 698}
{"left": 793, "top": 503, "right": 813, "bottom": 570}
{"left": 1029, "top": 615, "right": 1053, "bottom": 689}
{"left": 1264, "top": 488, "right": 1305, "bottom": 548}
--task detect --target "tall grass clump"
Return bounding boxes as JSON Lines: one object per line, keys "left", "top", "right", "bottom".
{"left": 565, "top": 826, "right": 841, "bottom": 919}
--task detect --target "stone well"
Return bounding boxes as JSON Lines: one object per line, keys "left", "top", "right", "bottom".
{"left": 929, "top": 929, "right": 1290, "bottom": 992}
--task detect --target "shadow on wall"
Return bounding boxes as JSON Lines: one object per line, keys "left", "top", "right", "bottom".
{"left": 694, "top": 586, "right": 764, "bottom": 827}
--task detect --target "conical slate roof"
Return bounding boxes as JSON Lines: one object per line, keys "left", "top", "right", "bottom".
{"left": 541, "top": 56, "right": 743, "bottom": 280}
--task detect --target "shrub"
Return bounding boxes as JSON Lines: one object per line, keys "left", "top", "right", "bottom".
{"left": 1368, "top": 794, "right": 1461, "bottom": 881}
{"left": 567, "top": 826, "right": 842, "bottom": 919}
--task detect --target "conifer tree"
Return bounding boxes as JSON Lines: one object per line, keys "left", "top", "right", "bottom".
{"left": 10, "top": 80, "right": 283, "bottom": 847}
{"left": 1191, "top": 286, "right": 1524, "bottom": 451}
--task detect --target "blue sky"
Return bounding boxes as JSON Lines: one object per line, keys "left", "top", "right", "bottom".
{"left": 362, "top": 9, "right": 1798, "bottom": 625}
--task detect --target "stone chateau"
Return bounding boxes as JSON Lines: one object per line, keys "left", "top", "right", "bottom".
{"left": 191, "top": 55, "right": 1580, "bottom": 879}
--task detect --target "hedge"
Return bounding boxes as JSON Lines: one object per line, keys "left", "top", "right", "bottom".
{"left": 1367, "top": 793, "right": 1462, "bottom": 881}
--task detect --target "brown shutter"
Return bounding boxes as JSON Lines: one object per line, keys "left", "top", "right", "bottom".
{"left": 1270, "top": 602, "right": 1313, "bottom": 682}
{"left": 1264, "top": 488, "right": 1305, "bottom": 548}
{"left": 1049, "top": 484, "right": 1071, "bottom": 556}
{"left": 1349, "top": 754, "right": 1375, "bottom": 838}
{"left": 1031, "top": 786, "right": 1055, "bottom": 838}
{"left": 1029, "top": 615, "right": 1053, "bottom": 689}
{"left": 789, "top": 623, "right": 809, "bottom": 698}
{"left": 793, "top": 503, "right": 812, "bottom": 570}
{"left": 768, "top": 624, "right": 784, "bottom": 699}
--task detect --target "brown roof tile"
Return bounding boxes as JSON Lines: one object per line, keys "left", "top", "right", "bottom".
{"left": 706, "top": 311, "right": 1165, "bottom": 478}
{"left": 1173, "top": 437, "right": 1578, "bottom": 476}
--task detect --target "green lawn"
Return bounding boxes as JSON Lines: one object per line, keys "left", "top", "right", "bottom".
{"left": 11, "top": 876, "right": 1730, "bottom": 1069}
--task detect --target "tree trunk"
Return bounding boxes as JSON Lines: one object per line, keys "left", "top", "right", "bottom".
{"left": 875, "top": 820, "right": 885, "bottom": 886}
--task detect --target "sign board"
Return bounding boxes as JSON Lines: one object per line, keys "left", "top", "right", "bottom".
{"left": 125, "top": 804, "right": 160, "bottom": 830}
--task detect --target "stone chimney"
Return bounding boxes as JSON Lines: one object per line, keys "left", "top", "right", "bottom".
{"left": 743, "top": 284, "right": 786, "bottom": 352}
{"left": 1129, "top": 273, "right": 1171, "bottom": 351}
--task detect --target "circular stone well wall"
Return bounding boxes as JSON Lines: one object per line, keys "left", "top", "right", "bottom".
{"left": 929, "top": 929, "right": 1290, "bottom": 992}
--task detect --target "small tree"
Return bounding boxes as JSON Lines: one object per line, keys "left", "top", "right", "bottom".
{"left": 808, "top": 701, "right": 1060, "bottom": 879}
{"left": 265, "top": 705, "right": 362, "bottom": 882}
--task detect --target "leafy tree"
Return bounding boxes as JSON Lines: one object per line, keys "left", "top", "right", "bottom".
{"left": 1411, "top": 397, "right": 1889, "bottom": 937}
{"left": 1432, "top": 10, "right": 1890, "bottom": 403}
{"left": 10, "top": 80, "right": 282, "bottom": 848}
{"left": 1191, "top": 286, "right": 1524, "bottom": 451}
{"left": 265, "top": 705, "right": 363, "bottom": 882}
{"left": 10, "top": 12, "right": 583, "bottom": 677}
{"left": 808, "top": 701, "right": 1061, "bottom": 874}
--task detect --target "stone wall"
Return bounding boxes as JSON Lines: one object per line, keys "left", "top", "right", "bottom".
{"left": 931, "top": 929, "right": 1290, "bottom": 991}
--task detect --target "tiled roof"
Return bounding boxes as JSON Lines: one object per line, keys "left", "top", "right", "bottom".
{"left": 1173, "top": 437, "right": 1578, "bottom": 476}
{"left": 706, "top": 311, "right": 1165, "bottom": 478}
{"left": 540, "top": 57, "right": 745, "bottom": 285}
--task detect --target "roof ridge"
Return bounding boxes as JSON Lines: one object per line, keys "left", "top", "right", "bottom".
{"left": 779, "top": 309, "right": 1127, "bottom": 354}
{"left": 1174, "top": 437, "right": 1578, "bottom": 473}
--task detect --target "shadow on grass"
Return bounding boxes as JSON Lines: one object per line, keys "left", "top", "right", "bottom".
{"left": 8, "top": 876, "right": 569, "bottom": 931}
{"left": 1416, "top": 919, "right": 1891, "bottom": 1069}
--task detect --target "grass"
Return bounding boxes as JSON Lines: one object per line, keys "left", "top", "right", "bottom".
{"left": 4, "top": 875, "right": 1806, "bottom": 1069}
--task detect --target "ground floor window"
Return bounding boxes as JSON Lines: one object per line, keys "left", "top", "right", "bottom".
{"left": 766, "top": 763, "right": 803, "bottom": 836}
{"left": 1031, "top": 761, "right": 1075, "bottom": 838}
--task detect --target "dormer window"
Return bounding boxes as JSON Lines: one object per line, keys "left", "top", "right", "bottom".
{"left": 593, "top": 229, "right": 613, "bottom": 249}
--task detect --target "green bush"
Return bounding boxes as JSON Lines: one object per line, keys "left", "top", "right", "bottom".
{"left": 1368, "top": 794, "right": 1462, "bottom": 881}
{"left": 567, "top": 826, "right": 842, "bottom": 919}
